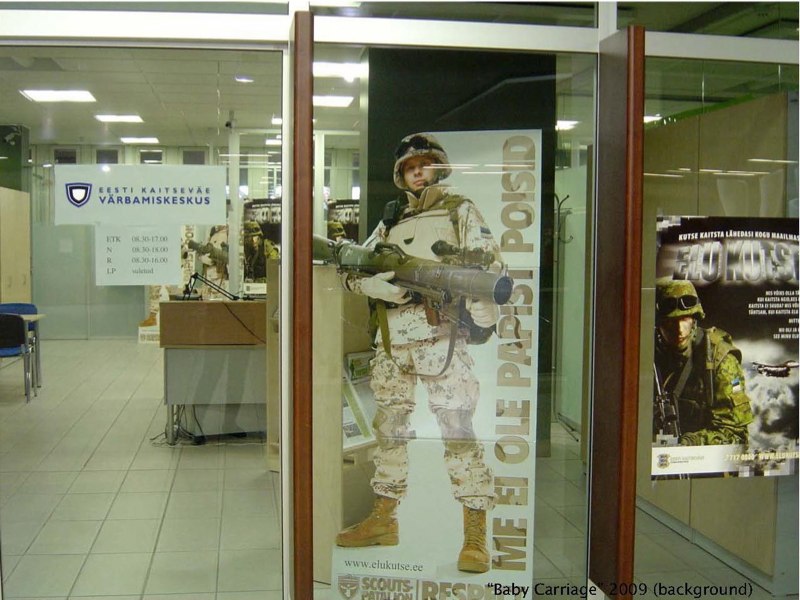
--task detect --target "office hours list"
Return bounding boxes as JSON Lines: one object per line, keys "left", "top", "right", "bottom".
{"left": 95, "top": 225, "right": 182, "bottom": 285}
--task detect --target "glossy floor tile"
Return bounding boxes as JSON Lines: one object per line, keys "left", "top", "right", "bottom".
{"left": 0, "top": 341, "right": 282, "bottom": 599}
{"left": 0, "top": 340, "right": 781, "bottom": 599}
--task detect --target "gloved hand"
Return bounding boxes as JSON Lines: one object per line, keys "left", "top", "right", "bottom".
{"left": 466, "top": 298, "right": 499, "bottom": 328}
{"left": 360, "top": 272, "right": 411, "bottom": 304}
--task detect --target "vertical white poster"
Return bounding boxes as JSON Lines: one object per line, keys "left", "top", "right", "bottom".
{"left": 331, "top": 130, "right": 540, "bottom": 599}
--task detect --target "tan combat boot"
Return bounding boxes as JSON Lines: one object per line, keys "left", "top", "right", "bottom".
{"left": 457, "top": 506, "right": 490, "bottom": 573}
{"left": 336, "top": 495, "right": 399, "bottom": 547}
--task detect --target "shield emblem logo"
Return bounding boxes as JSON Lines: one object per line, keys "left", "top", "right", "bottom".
{"left": 66, "top": 183, "right": 92, "bottom": 207}
{"left": 337, "top": 574, "right": 360, "bottom": 599}
{"left": 657, "top": 454, "right": 670, "bottom": 469}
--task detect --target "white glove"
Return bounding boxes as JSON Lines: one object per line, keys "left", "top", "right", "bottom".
{"left": 360, "top": 271, "right": 411, "bottom": 304}
{"left": 466, "top": 298, "right": 499, "bottom": 328}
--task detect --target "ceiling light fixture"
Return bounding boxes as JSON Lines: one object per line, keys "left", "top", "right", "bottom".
{"left": 95, "top": 115, "right": 143, "bottom": 123}
{"left": 644, "top": 114, "right": 662, "bottom": 123}
{"left": 265, "top": 138, "right": 282, "bottom": 146}
{"left": 235, "top": 75, "right": 254, "bottom": 83}
{"left": 313, "top": 62, "right": 365, "bottom": 82}
{"left": 748, "top": 158, "right": 799, "bottom": 165}
{"left": 556, "top": 120, "right": 578, "bottom": 131}
{"left": 120, "top": 137, "right": 159, "bottom": 144}
{"left": 271, "top": 116, "right": 283, "bottom": 125}
{"left": 313, "top": 95, "right": 354, "bottom": 108}
{"left": 21, "top": 90, "right": 96, "bottom": 102}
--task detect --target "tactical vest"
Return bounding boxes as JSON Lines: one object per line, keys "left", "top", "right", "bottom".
{"left": 658, "top": 326, "right": 741, "bottom": 434}
{"left": 383, "top": 193, "right": 495, "bottom": 346}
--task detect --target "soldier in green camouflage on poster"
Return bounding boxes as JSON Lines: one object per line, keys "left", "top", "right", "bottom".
{"left": 243, "top": 220, "right": 279, "bottom": 283}
{"left": 654, "top": 278, "right": 754, "bottom": 446}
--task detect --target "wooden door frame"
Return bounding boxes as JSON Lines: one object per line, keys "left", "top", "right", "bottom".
{"left": 588, "top": 24, "right": 645, "bottom": 599}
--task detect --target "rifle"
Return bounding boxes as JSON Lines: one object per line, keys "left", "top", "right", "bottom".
{"left": 186, "top": 239, "right": 229, "bottom": 265}
{"left": 312, "top": 235, "right": 514, "bottom": 325}
{"left": 653, "top": 361, "right": 681, "bottom": 446}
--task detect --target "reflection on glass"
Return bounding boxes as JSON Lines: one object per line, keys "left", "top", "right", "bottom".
{"left": 0, "top": 46, "right": 284, "bottom": 598}
{"left": 312, "top": 42, "right": 595, "bottom": 597}
{"left": 619, "top": 2, "right": 799, "bottom": 40}
{"left": 639, "top": 58, "right": 798, "bottom": 596}
{"left": 311, "top": 1, "right": 597, "bottom": 27}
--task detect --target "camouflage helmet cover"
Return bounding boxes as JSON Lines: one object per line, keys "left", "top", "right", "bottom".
{"left": 656, "top": 277, "right": 705, "bottom": 320}
{"left": 243, "top": 221, "right": 262, "bottom": 236}
{"left": 393, "top": 132, "right": 452, "bottom": 190}
{"left": 327, "top": 220, "right": 346, "bottom": 239}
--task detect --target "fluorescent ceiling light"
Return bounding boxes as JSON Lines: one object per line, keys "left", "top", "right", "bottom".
{"left": 313, "top": 62, "right": 365, "bottom": 82}
{"left": 643, "top": 114, "right": 662, "bottom": 123}
{"left": 265, "top": 139, "right": 282, "bottom": 146}
{"left": 220, "top": 153, "right": 273, "bottom": 158}
{"left": 235, "top": 75, "right": 254, "bottom": 83}
{"left": 95, "top": 114, "right": 143, "bottom": 123}
{"left": 21, "top": 89, "right": 96, "bottom": 102}
{"left": 313, "top": 95, "right": 354, "bottom": 108}
{"left": 271, "top": 116, "right": 283, "bottom": 125}
{"left": 0, "top": 156, "right": 7, "bottom": 160}
{"left": 556, "top": 120, "right": 578, "bottom": 131}
{"left": 748, "top": 158, "right": 799, "bottom": 165}
{"left": 120, "top": 137, "right": 159, "bottom": 144}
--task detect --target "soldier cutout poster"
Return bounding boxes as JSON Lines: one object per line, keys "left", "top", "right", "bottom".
{"left": 331, "top": 130, "right": 540, "bottom": 599}
{"left": 652, "top": 216, "right": 799, "bottom": 478}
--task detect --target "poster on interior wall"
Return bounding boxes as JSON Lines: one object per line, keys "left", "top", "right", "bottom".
{"left": 331, "top": 130, "right": 540, "bottom": 596}
{"left": 652, "top": 215, "right": 799, "bottom": 479}
{"left": 54, "top": 165, "right": 226, "bottom": 225}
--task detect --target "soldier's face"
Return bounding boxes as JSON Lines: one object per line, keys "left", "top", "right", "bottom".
{"left": 658, "top": 315, "right": 695, "bottom": 351}
{"left": 402, "top": 156, "right": 436, "bottom": 192}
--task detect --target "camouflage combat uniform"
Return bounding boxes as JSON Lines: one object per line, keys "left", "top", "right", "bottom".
{"left": 655, "top": 326, "right": 754, "bottom": 446}
{"left": 345, "top": 184, "right": 498, "bottom": 511}
{"left": 654, "top": 278, "right": 754, "bottom": 446}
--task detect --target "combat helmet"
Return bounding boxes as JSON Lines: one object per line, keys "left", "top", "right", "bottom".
{"left": 327, "top": 220, "right": 346, "bottom": 240}
{"left": 243, "top": 221, "right": 262, "bottom": 237}
{"left": 393, "top": 132, "right": 452, "bottom": 190}
{"left": 655, "top": 278, "right": 705, "bottom": 320}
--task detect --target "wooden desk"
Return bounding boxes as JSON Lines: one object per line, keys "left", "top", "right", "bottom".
{"left": 159, "top": 301, "right": 267, "bottom": 444}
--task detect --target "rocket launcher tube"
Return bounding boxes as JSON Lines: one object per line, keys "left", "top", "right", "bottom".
{"left": 313, "top": 235, "right": 513, "bottom": 306}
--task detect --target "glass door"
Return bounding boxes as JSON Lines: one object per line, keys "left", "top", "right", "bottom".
{"left": 309, "top": 37, "right": 597, "bottom": 597}
{"left": 0, "top": 45, "right": 286, "bottom": 599}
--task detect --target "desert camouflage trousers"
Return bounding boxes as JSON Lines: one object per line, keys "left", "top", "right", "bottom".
{"left": 369, "top": 335, "right": 494, "bottom": 511}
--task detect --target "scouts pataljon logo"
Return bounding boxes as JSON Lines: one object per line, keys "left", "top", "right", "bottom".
{"left": 338, "top": 574, "right": 360, "bottom": 599}
{"left": 657, "top": 453, "right": 671, "bottom": 469}
{"left": 65, "top": 182, "right": 92, "bottom": 207}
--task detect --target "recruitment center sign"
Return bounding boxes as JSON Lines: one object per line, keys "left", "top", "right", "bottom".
{"left": 54, "top": 164, "right": 226, "bottom": 225}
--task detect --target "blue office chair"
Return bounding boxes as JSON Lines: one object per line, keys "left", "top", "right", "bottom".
{"left": 0, "top": 303, "right": 40, "bottom": 387}
{"left": 0, "top": 313, "right": 36, "bottom": 403}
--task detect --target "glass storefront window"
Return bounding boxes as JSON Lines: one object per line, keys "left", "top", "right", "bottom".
{"left": 311, "top": 1, "right": 598, "bottom": 27}
{"left": 620, "top": 2, "right": 799, "bottom": 40}
{"left": 0, "top": 45, "right": 285, "bottom": 598}
{"left": 311, "top": 39, "right": 596, "bottom": 596}
{"left": 638, "top": 57, "right": 799, "bottom": 596}
{"left": 645, "top": 58, "right": 799, "bottom": 124}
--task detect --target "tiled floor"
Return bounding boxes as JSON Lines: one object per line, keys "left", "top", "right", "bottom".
{"left": 0, "top": 340, "right": 784, "bottom": 600}
{"left": 0, "top": 340, "right": 283, "bottom": 600}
